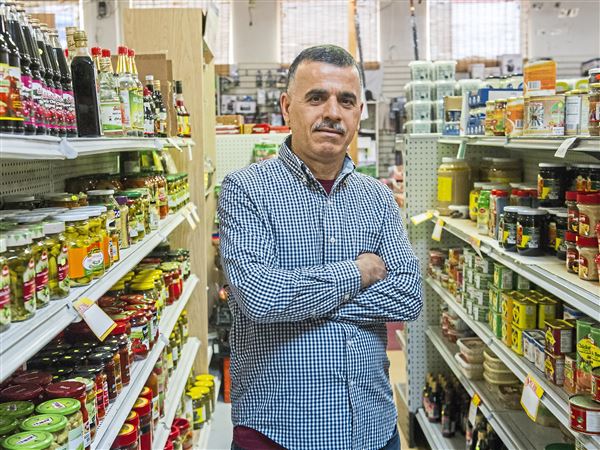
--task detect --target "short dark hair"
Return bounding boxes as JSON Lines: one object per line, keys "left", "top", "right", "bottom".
{"left": 286, "top": 44, "right": 362, "bottom": 91}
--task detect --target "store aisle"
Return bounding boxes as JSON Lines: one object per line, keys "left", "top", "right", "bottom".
{"left": 206, "top": 400, "right": 233, "bottom": 449}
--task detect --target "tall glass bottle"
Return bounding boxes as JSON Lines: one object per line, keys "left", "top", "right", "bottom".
{"left": 70, "top": 30, "right": 101, "bottom": 137}
{"left": 19, "top": 8, "right": 44, "bottom": 134}
{"left": 143, "top": 86, "right": 155, "bottom": 138}
{"left": 7, "top": 0, "right": 32, "bottom": 134}
{"left": 0, "top": 0, "right": 22, "bottom": 133}
{"left": 99, "top": 48, "right": 124, "bottom": 137}
{"left": 148, "top": 76, "right": 167, "bottom": 137}
{"left": 41, "top": 24, "right": 64, "bottom": 137}
{"left": 174, "top": 80, "right": 191, "bottom": 137}
{"left": 31, "top": 19, "right": 56, "bottom": 135}
{"left": 91, "top": 46, "right": 101, "bottom": 69}
{"left": 116, "top": 46, "right": 134, "bottom": 136}
{"left": 128, "top": 48, "right": 143, "bottom": 136}
{"left": 65, "top": 26, "right": 77, "bottom": 64}
{"left": 50, "top": 28, "right": 76, "bottom": 137}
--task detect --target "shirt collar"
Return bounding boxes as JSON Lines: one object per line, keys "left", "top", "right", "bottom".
{"left": 278, "top": 135, "right": 355, "bottom": 191}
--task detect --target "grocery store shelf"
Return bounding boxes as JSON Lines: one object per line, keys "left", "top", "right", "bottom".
{"left": 427, "top": 277, "right": 600, "bottom": 449}
{"left": 437, "top": 135, "right": 600, "bottom": 153}
{"left": 158, "top": 274, "right": 199, "bottom": 338}
{"left": 433, "top": 215, "right": 599, "bottom": 319}
{"left": 0, "top": 208, "right": 189, "bottom": 383}
{"left": 153, "top": 338, "right": 201, "bottom": 450}
{"left": 416, "top": 408, "right": 463, "bottom": 450}
{"left": 426, "top": 326, "right": 565, "bottom": 450}
{"left": 0, "top": 134, "right": 196, "bottom": 160}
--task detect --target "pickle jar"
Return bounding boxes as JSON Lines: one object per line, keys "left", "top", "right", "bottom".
{"left": 114, "top": 196, "right": 130, "bottom": 250}
{"left": 0, "top": 431, "right": 54, "bottom": 450}
{"left": 15, "top": 215, "right": 51, "bottom": 309}
{"left": 35, "top": 398, "right": 84, "bottom": 450}
{"left": 2, "top": 194, "right": 37, "bottom": 210}
{"left": 121, "top": 191, "right": 145, "bottom": 243}
{"left": 0, "top": 415, "right": 18, "bottom": 439}
{"left": 87, "top": 190, "right": 121, "bottom": 264}
{"left": 67, "top": 377, "right": 97, "bottom": 443}
{"left": 44, "top": 193, "right": 80, "bottom": 209}
{"left": 41, "top": 221, "right": 70, "bottom": 300}
{"left": 0, "top": 237, "right": 12, "bottom": 332}
{"left": 54, "top": 212, "right": 94, "bottom": 286}
{"left": 20, "top": 414, "right": 69, "bottom": 449}
{"left": 74, "top": 206, "right": 110, "bottom": 274}
{"left": 4, "top": 228, "right": 37, "bottom": 321}
{"left": 135, "top": 188, "right": 153, "bottom": 234}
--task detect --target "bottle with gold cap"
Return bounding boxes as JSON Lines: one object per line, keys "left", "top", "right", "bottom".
{"left": 116, "top": 45, "right": 135, "bottom": 136}
{"left": 70, "top": 30, "right": 102, "bottom": 137}
{"left": 127, "top": 48, "right": 144, "bottom": 137}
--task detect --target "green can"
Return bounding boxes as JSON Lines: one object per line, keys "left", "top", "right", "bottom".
{"left": 493, "top": 263, "right": 514, "bottom": 289}
{"left": 491, "top": 312, "right": 503, "bottom": 339}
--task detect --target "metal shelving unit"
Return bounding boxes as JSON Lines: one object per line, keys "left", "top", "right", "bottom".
{"left": 427, "top": 277, "right": 600, "bottom": 449}
{"left": 0, "top": 208, "right": 193, "bottom": 382}
{"left": 415, "top": 408, "right": 463, "bottom": 450}
{"left": 426, "top": 327, "right": 565, "bottom": 450}
{"left": 437, "top": 135, "right": 600, "bottom": 153}
{"left": 153, "top": 338, "right": 202, "bottom": 450}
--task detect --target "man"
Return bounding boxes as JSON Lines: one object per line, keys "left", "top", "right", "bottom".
{"left": 218, "top": 45, "right": 423, "bottom": 450}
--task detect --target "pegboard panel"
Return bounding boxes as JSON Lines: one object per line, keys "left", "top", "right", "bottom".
{"left": 216, "top": 134, "right": 288, "bottom": 183}
{"left": 1, "top": 154, "right": 119, "bottom": 199}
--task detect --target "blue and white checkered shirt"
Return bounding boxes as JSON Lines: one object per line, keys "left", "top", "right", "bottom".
{"left": 218, "top": 137, "right": 422, "bottom": 450}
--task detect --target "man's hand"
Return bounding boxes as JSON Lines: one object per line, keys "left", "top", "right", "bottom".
{"left": 355, "top": 253, "right": 388, "bottom": 289}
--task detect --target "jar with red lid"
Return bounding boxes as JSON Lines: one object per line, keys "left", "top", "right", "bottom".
{"left": 111, "top": 423, "right": 138, "bottom": 450}
{"left": 164, "top": 439, "right": 174, "bottom": 450}
{"left": 125, "top": 410, "right": 139, "bottom": 429}
{"left": 172, "top": 418, "right": 191, "bottom": 450}
{"left": 12, "top": 371, "right": 53, "bottom": 387}
{"left": 68, "top": 377, "right": 97, "bottom": 443}
{"left": 140, "top": 386, "right": 157, "bottom": 426}
{"left": 45, "top": 380, "right": 90, "bottom": 450}
{"left": 126, "top": 305, "right": 157, "bottom": 346}
{"left": 72, "top": 365, "right": 107, "bottom": 421}
{"left": 108, "top": 325, "right": 131, "bottom": 386}
{"left": 96, "top": 343, "right": 123, "bottom": 395}
{"left": 130, "top": 311, "right": 150, "bottom": 360}
{"left": 578, "top": 192, "right": 600, "bottom": 237}
{"left": 577, "top": 236, "right": 599, "bottom": 281}
{"left": 169, "top": 425, "right": 182, "bottom": 450}
{"left": 565, "top": 191, "right": 579, "bottom": 233}
{"left": 0, "top": 383, "right": 44, "bottom": 404}
{"left": 133, "top": 397, "right": 153, "bottom": 450}
{"left": 88, "top": 351, "right": 117, "bottom": 404}
{"left": 98, "top": 295, "right": 120, "bottom": 308}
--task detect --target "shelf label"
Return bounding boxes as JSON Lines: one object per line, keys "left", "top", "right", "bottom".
{"left": 182, "top": 207, "right": 197, "bottom": 230}
{"left": 469, "top": 235, "right": 483, "bottom": 257}
{"left": 187, "top": 142, "right": 193, "bottom": 161}
{"left": 167, "top": 137, "right": 183, "bottom": 152}
{"left": 468, "top": 393, "right": 481, "bottom": 425}
{"left": 189, "top": 203, "right": 201, "bottom": 224}
{"left": 432, "top": 218, "right": 445, "bottom": 241}
{"left": 520, "top": 374, "right": 544, "bottom": 421}
{"left": 72, "top": 297, "right": 116, "bottom": 341}
{"left": 554, "top": 137, "right": 578, "bottom": 158}
{"left": 411, "top": 211, "right": 433, "bottom": 226}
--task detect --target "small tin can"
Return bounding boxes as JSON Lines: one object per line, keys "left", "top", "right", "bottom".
{"left": 565, "top": 353, "right": 579, "bottom": 395}
{"left": 502, "top": 320, "right": 513, "bottom": 348}
{"left": 523, "top": 330, "right": 545, "bottom": 363}
{"left": 592, "top": 367, "right": 600, "bottom": 403}
{"left": 513, "top": 298, "right": 537, "bottom": 329}
{"left": 570, "top": 394, "right": 600, "bottom": 434}
{"left": 565, "top": 90, "right": 583, "bottom": 136}
{"left": 545, "top": 319, "right": 575, "bottom": 355}
{"left": 474, "top": 272, "right": 491, "bottom": 290}
{"left": 489, "top": 286, "right": 504, "bottom": 313}
{"left": 533, "top": 339, "right": 546, "bottom": 372}
{"left": 491, "top": 312, "right": 503, "bottom": 339}
{"left": 524, "top": 95, "right": 566, "bottom": 136}
{"left": 536, "top": 297, "right": 558, "bottom": 329}
{"left": 471, "top": 288, "right": 490, "bottom": 306}
{"left": 511, "top": 325, "right": 525, "bottom": 355}
{"left": 493, "top": 263, "right": 514, "bottom": 289}
{"left": 545, "top": 350, "right": 565, "bottom": 385}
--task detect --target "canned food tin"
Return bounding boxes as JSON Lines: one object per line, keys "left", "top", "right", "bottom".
{"left": 536, "top": 297, "right": 558, "bottom": 329}
{"left": 523, "top": 330, "right": 545, "bottom": 363}
{"left": 565, "top": 353, "right": 578, "bottom": 395}
{"left": 474, "top": 272, "right": 492, "bottom": 290}
{"left": 511, "top": 325, "right": 525, "bottom": 355}
{"left": 472, "top": 304, "right": 488, "bottom": 322}
{"left": 515, "top": 274, "right": 531, "bottom": 290}
{"left": 524, "top": 95, "right": 566, "bottom": 136}
{"left": 545, "top": 351, "right": 565, "bottom": 385}
{"left": 471, "top": 288, "right": 489, "bottom": 306}
{"left": 545, "top": 319, "right": 575, "bottom": 355}
{"left": 502, "top": 320, "right": 513, "bottom": 348}
{"left": 592, "top": 367, "right": 600, "bottom": 403}
{"left": 489, "top": 285, "right": 504, "bottom": 313}
{"left": 570, "top": 394, "right": 600, "bottom": 434}
{"left": 513, "top": 298, "right": 537, "bottom": 329}
{"left": 491, "top": 312, "right": 503, "bottom": 339}
{"left": 493, "top": 263, "right": 514, "bottom": 289}
{"left": 533, "top": 338, "right": 546, "bottom": 372}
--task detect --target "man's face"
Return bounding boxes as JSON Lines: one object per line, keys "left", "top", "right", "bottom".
{"left": 280, "top": 61, "right": 363, "bottom": 165}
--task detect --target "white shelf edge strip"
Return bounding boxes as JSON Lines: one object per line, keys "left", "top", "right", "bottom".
{"left": 427, "top": 277, "right": 600, "bottom": 449}
{"left": 0, "top": 209, "right": 188, "bottom": 383}
{"left": 153, "top": 338, "right": 201, "bottom": 450}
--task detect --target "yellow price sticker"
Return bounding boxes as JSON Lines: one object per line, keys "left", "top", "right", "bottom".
{"left": 411, "top": 211, "right": 434, "bottom": 226}
{"left": 72, "top": 297, "right": 116, "bottom": 341}
{"left": 468, "top": 393, "right": 482, "bottom": 425}
{"left": 431, "top": 218, "right": 445, "bottom": 242}
{"left": 520, "top": 374, "right": 545, "bottom": 421}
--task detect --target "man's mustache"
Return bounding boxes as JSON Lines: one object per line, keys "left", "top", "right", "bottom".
{"left": 312, "top": 120, "right": 346, "bottom": 135}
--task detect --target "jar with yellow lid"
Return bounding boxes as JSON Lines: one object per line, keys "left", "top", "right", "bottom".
{"left": 4, "top": 228, "right": 36, "bottom": 321}
{"left": 192, "top": 386, "right": 211, "bottom": 421}
{"left": 193, "top": 380, "right": 214, "bottom": 413}
{"left": 187, "top": 388, "right": 206, "bottom": 430}
{"left": 0, "top": 237, "right": 11, "bottom": 332}
{"left": 437, "top": 158, "right": 472, "bottom": 216}
{"left": 42, "top": 221, "right": 70, "bottom": 300}
{"left": 14, "top": 214, "right": 50, "bottom": 309}
{"left": 55, "top": 212, "right": 95, "bottom": 286}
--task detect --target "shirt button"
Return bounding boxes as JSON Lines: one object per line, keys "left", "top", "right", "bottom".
{"left": 349, "top": 380, "right": 355, "bottom": 387}
{"left": 346, "top": 339, "right": 352, "bottom": 346}
{"left": 343, "top": 294, "right": 350, "bottom": 301}
{"left": 330, "top": 237, "right": 336, "bottom": 244}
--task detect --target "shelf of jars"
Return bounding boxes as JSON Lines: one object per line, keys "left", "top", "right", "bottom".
{"left": 194, "top": 376, "right": 222, "bottom": 450}
{"left": 430, "top": 215, "right": 599, "bottom": 319}
{"left": 436, "top": 135, "right": 600, "bottom": 153}
{"left": 90, "top": 276, "right": 200, "bottom": 450}
{"left": 152, "top": 337, "right": 201, "bottom": 450}
{"left": 426, "top": 327, "right": 566, "bottom": 450}
{"left": 426, "top": 277, "right": 600, "bottom": 450}
{"left": 0, "top": 206, "right": 195, "bottom": 383}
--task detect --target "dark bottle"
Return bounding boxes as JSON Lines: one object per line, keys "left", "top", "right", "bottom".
{"left": 31, "top": 18, "right": 56, "bottom": 135}
{"left": 49, "top": 28, "right": 75, "bottom": 136}
{"left": 41, "top": 24, "right": 65, "bottom": 137}
{"left": 174, "top": 80, "right": 191, "bottom": 137}
{"left": 7, "top": 0, "right": 33, "bottom": 134}
{"left": 70, "top": 30, "right": 102, "bottom": 137}
{"left": 148, "top": 76, "right": 167, "bottom": 137}
{"left": 143, "top": 86, "right": 155, "bottom": 138}
{"left": 18, "top": 8, "right": 45, "bottom": 134}
{"left": 0, "top": 0, "right": 22, "bottom": 133}
{"left": 428, "top": 381, "right": 441, "bottom": 423}
{"left": 441, "top": 388, "right": 456, "bottom": 438}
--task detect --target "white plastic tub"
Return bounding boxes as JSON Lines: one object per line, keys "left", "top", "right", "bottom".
{"left": 433, "top": 60, "right": 457, "bottom": 80}
{"left": 404, "top": 120, "right": 432, "bottom": 134}
{"left": 433, "top": 80, "right": 456, "bottom": 101}
{"left": 406, "top": 80, "right": 433, "bottom": 101}
{"left": 432, "top": 100, "right": 444, "bottom": 120}
{"left": 409, "top": 60, "right": 433, "bottom": 81}
{"left": 405, "top": 100, "right": 432, "bottom": 121}
{"left": 455, "top": 352, "right": 484, "bottom": 380}
{"left": 457, "top": 337, "right": 485, "bottom": 363}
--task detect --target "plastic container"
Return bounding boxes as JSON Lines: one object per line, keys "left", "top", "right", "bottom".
{"left": 457, "top": 337, "right": 485, "bottom": 363}
{"left": 447, "top": 328, "right": 473, "bottom": 344}
{"left": 455, "top": 352, "right": 484, "bottom": 380}
{"left": 433, "top": 60, "right": 457, "bottom": 81}
{"left": 408, "top": 60, "right": 433, "bottom": 81}
{"left": 433, "top": 80, "right": 455, "bottom": 101}
{"left": 483, "top": 361, "right": 519, "bottom": 385}
{"left": 437, "top": 158, "right": 472, "bottom": 216}
{"left": 483, "top": 348, "right": 508, "bottom": 372}
{"left": 406, "top": 81, "right": 432, "bottom": 101}
{"left": 404, "top": 120, "right": 431, "bottom": 134}
{"left": 405, "top": 100, "right": 432, "bottom": 121}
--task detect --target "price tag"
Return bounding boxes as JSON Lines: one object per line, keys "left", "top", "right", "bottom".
{"left": 167, "top": 137, "right": 183, "bottom": 152}
{"left": 411, "top": 211, "right": 434, "bottom": 226}
{"left": 190, "top": 203, "right": 201, "bottom": 223}
{"left": 182, "top": 207, "right": 197, "bottom": 230}
{"left": 468, "top": 393, "right": 481, "bottom": 425}
{"left": 432, "top": 218, "right": 445, "bottom": 241}
{"left": 187, "top": 143, "right": 193, "bottom": 161}
{"left": 520, "top": 374, "right": 545, "bottom": 421}
{"left": 469, "top": 235, "right": 483, "bottom": 257}
{"left": 554, "top": 137, "right": 578, "bottom": 158}
{"left": 456, "top": 141, "right": 467, "bottom": 160}
{"left": 72, "top": 298, "right": 116, "bottom": 341}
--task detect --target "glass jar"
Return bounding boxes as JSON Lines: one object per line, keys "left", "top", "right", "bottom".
{"left": 68, "top": 377, "right": 97, "bottom": 443}
{"left": 95, "top": 343, "right": 123, "bottom": 396}
{"left": 133, "top": 397, "right": 152, "bottom": 450}
{"left": 193, "top": 380, "right": 214, "bottom": 414}
{"left": 469, "top": 182, "right": 484, "bottom": 222}
{"left": 44, "top": 381, "right": 88, "bottom": 450}
{"left": 155, "top": 173, "right": 168, "bottom": 219}
{"left": 12, "top": 371, "right": 53, "bottom": 387}
{"left": 0, "top": 401, "right": 35, "bottom": 420}
{"left": 153, "top": 363, "right": 166, "bottom": 420}
{"left": 121, "top": 191, "right": 145, "bottom": 243}
{"left": 20, "top": 414, "right": 69, "bottom": 449}
{"left": 570, "top": 164, "right": 591, "bottom": 192}
{"left": 516, "top": 208, "right": 546, "bottom": 256}
{"left": 437, "top": 158, "right": 472, "bottom": 216}
{"left": 173, "top": 418, "right": 191, "bottom": 450}
{"left": 565, "top": 191, "right": 579, "bottom": 234}
{"left": 41, "top": 221, "right": 70, "bottom": 300}
{"left": 0, "top": 431, "right": 54, "bottom": 450}
{"left": 55, "top": 212, "right": 94, "bottom": 286}
{"left": 140, "top": 384, "right": 158, "bottom": 426}
{"left": 4, "top": 229, "right": 36, "bottom": 321}
{"left": 114, "top": 196, "right": 130, "bottom": 250}
{"left": 487, "top": 158, "right": 522, "bottom": 184}
{"left": 44, "top": 193, "right": 80, "bottom": 209}
{"left": 589, "top": 163, "right": 600, "bottom": 191}
{"left": 71, "top": 365, "right": 106, "bottom": 423}
{"left": 493, "top": 99, "right": 507, "bottom": 136}
{"left": 565, "top": 232, "right": 579, "bottom": 274}
{"left": 74, "top": 207, "right": 109, "bottom": 274}
{"left": 577, "top": 236, "right": 599, "bottom": 281}
{"left": 111, "top": 423, "right": 138, "bottom": 450}
{"left": 109, "top": 324, "right": 131, "bottom": 386}
{"left": 169, "top": 426, "right": 182, "bottom": 450}
{"left": 0, "top": 384, "right": 43, "bottom": 404}
{"left": 187, "top": 389, "right": 205, "bottom": 431}
{"left": 129, "top": 312, "right": 150, "bottom": 360}
{"left": 538, "top": 163, "right": 568, "bottom": 207}
{"left": 87, "top": 190, "right": 120, "bottom": 264}
{"left": 36, "top": 398, "right": 83, "bottom": 450}
{"left": 0, "top": 415, "right": 18, "bottom": 439}
{"left": 2, "top": 195, "right": 37, "bottom": 210}
{"left": 0, "top": 237, "right": 11, "bottom": 332}
{"left": 555, "top": 209, "right": 568, "bottom": 260}
{"left": 135, "top": 188, "right": 153, "bottom": 234}
{"left": 499, "top": 206, "right": 519, "bottom": 252}
{"left": 88, "top": 351, "right": 118, "bottom": 403}
{"left": 589, "top": 82, "right": 600, "bottom": 136}
{"left": 577, "top": 193, "right": 600, "bottom": 237}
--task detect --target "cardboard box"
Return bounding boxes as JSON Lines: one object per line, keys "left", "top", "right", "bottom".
{"left": 216, "top": 115, "right": 245, "bottom": 127}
